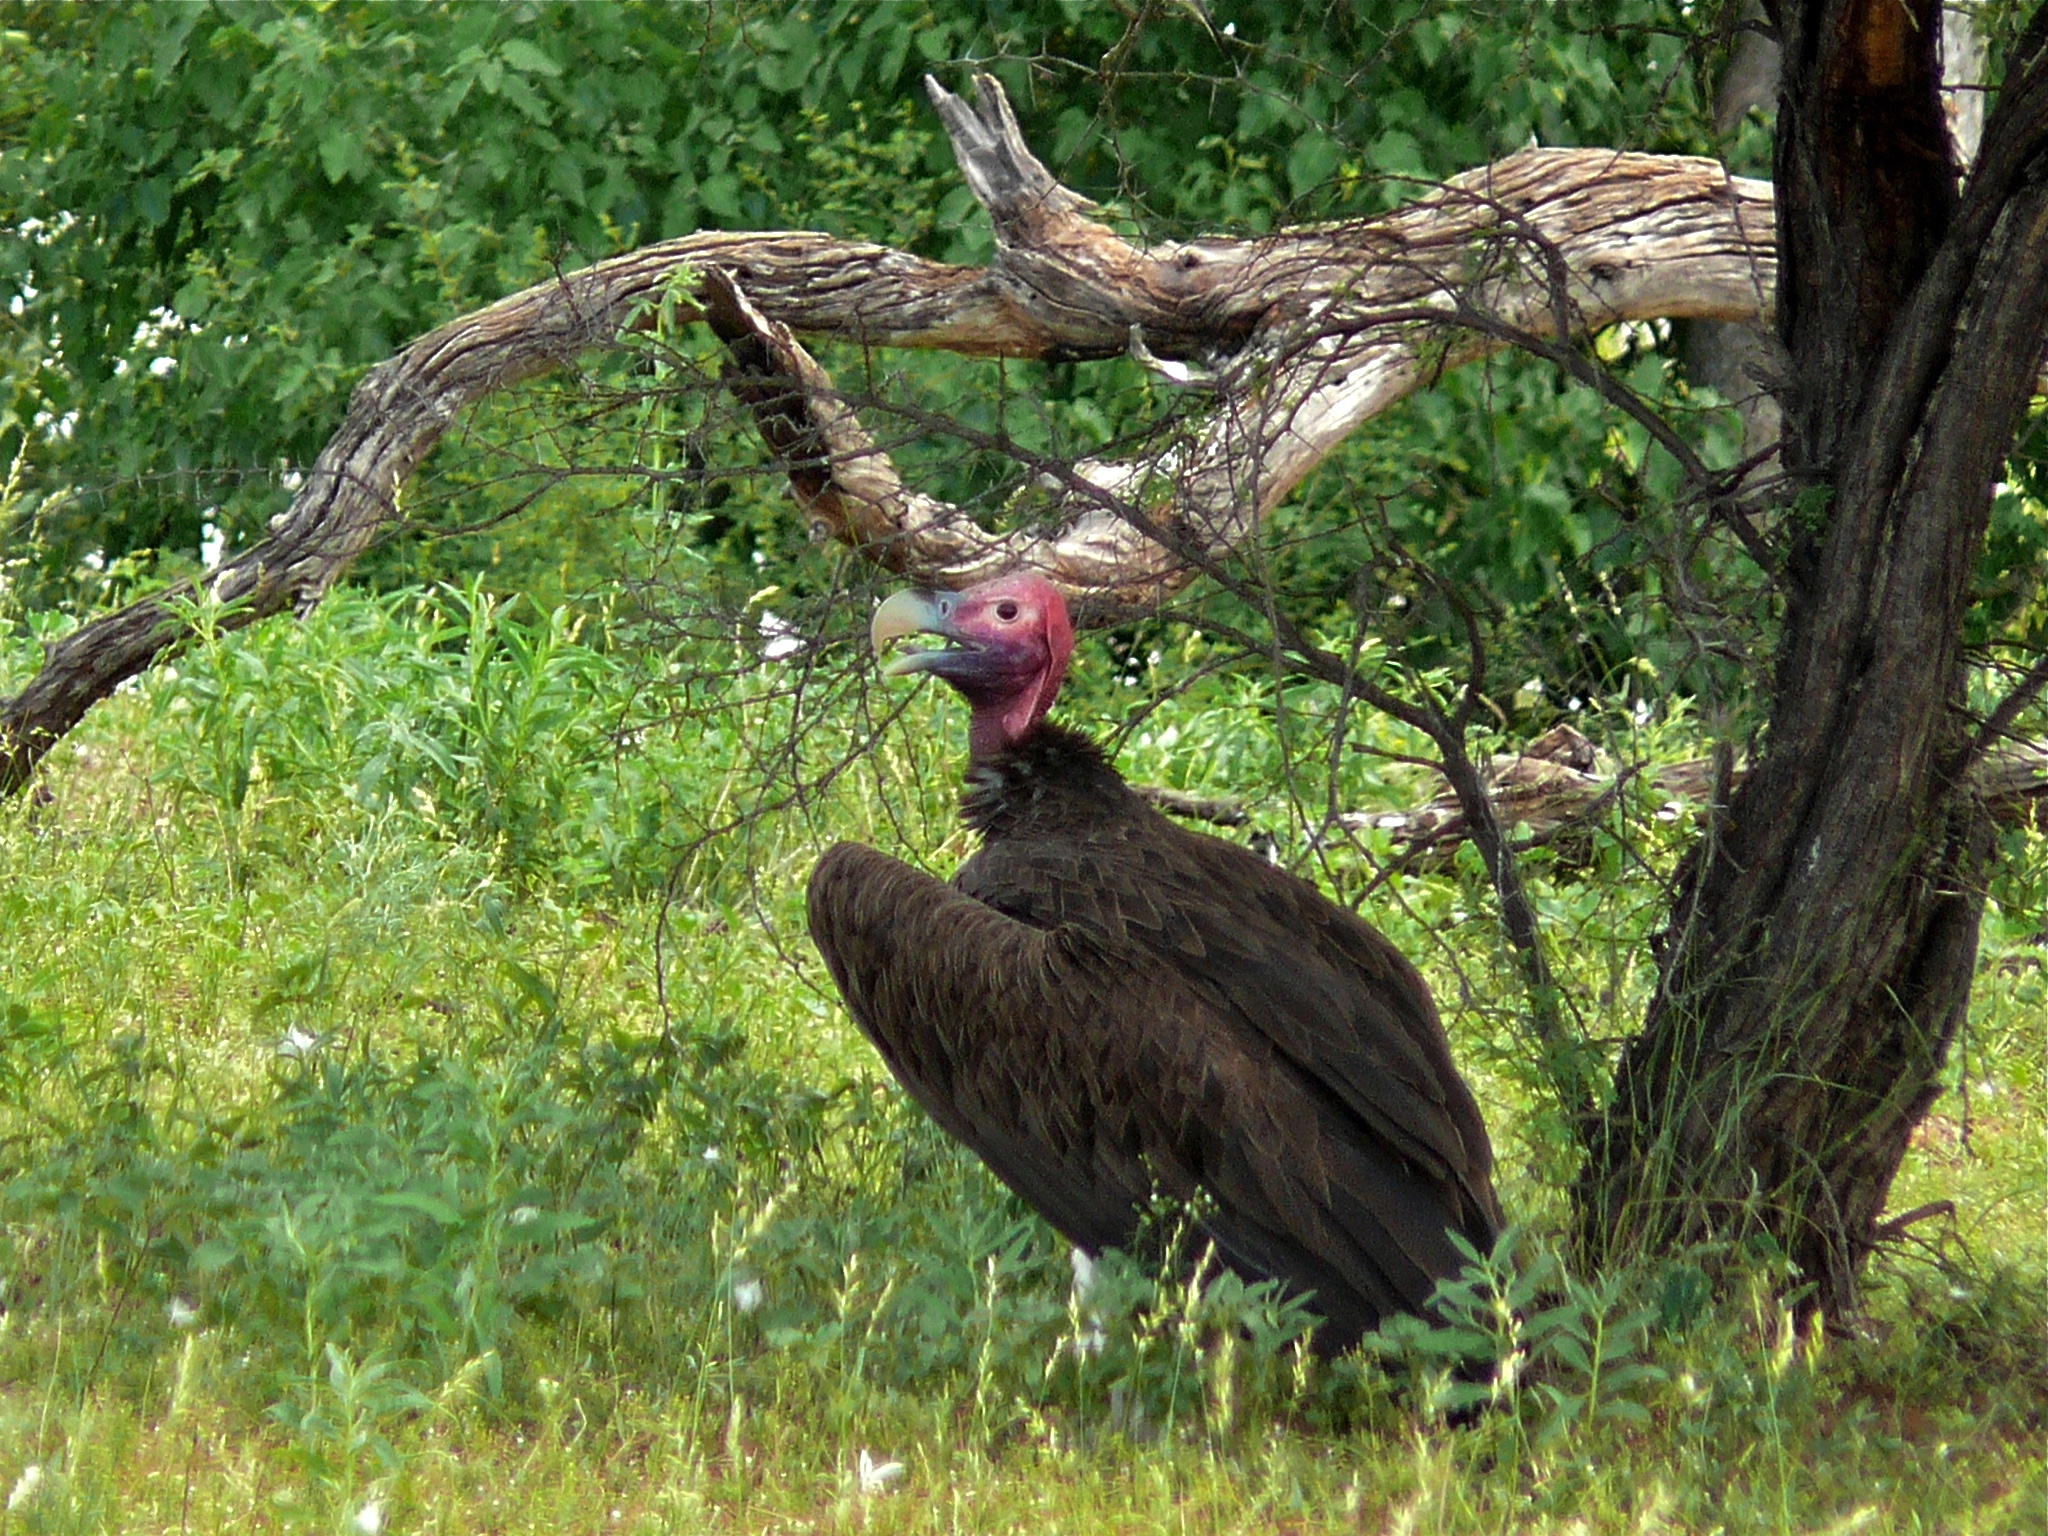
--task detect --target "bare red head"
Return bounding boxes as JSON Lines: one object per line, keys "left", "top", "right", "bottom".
{"left": 870, "top": 573, "right": 1074, "bottom": 760}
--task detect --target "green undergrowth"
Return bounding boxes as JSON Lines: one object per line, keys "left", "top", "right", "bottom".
{"left": 1, "top": 588, "right": 2042, "bottom": 1534}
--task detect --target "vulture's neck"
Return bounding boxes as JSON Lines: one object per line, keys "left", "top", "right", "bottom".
{"left": 961, "top": 722, "right": 1137, "bottom": 840}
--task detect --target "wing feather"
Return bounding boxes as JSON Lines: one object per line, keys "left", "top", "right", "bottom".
{"left": 958, "top": 813, "right": 1501, "bottom": 1241}
{"left": 809, "top": 841, "right": 1148, "bottom": 1252}
{"left": 810, "top": 838, "right": 1494, "bottom": 1346}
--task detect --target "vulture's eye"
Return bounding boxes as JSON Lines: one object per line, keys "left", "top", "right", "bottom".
{"left": 996, "top": 601, "right": 1021, "bottom": 621}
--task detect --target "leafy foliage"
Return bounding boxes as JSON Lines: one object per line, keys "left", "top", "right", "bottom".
{"left": 3, "top": 1, "right": 1720, "bottom": 597}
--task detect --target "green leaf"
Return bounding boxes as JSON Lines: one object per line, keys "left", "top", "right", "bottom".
{"left": 132, "top": 176, "right": 172, "bottom": 225}
{"left": 1368, "top": 128, "right": 1423, "bottom": 176}
{"left": 191, "top": 1237, "right": 241, "bottom": 1272}
{"left": 498, "top": 38, "right": 563, "bottom": 77}
{"left": 317, "top": 128, "right": 366, "bottom": 184}
{"left": 374, "top": 1189, "right": 464, "bottom": 1225}
{"left": 1287, "top": 129, "right": 1339, "bottom": 199}
{"left": 1549, "top": 1333, "right": 1592, "bottom": 1373}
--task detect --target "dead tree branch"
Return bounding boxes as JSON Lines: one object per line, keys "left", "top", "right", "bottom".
{"left": 5, "top": 73, "right": 1779, "bottom": 792}
{"left": 1140, "top": 728, "right": 2048, "bottom": 862}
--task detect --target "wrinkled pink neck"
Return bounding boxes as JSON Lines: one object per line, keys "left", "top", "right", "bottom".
{"left": 968, "top": 692, "right": 1047, "bottom": 762}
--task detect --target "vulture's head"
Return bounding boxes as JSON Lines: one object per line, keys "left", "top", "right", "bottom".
{"left": 870, "top": 573, "right": 1074, "bottom": 759}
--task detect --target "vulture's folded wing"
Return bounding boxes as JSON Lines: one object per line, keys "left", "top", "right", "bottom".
{"left": 810, "top": 839, "right": 1487, "bottom": 1345}
{"left": 808, "top": 840, "right": 1153, "bottom": 1253}
{"left": 960, "top": 821, "right": 1502, "bottom": 1241}
{"left": 1166, "top": 841, "right": 1504, "bottom": 1232}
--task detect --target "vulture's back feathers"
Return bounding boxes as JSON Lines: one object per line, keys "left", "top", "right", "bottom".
{"left": 809, "top": 723, "right": 1501, "bottom": 1351}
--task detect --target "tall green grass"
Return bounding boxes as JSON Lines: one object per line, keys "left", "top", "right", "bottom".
{"left": 0, "top": 587, "right": 2040, "bottom": 1533}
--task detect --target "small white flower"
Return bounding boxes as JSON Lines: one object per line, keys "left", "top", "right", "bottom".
{"left": 8, "top": 1465, "right": 43, "bottom": 1511}
{"left": 701, "top": 1145, "right": 722, "bottom": 1163}
{"left": 509, "top": 1205, "right": 542, "bottom": 1227}
{"left": 168, "top": 1297, "right": 199, "bottom": 1328}
{"left": 1069, "top": 1247, "right": 1097, "bottom": 1298}
{"left": 857, "top": 1449, "right": 905, "bottom": 1495}
{"left": 758, "top": 610, "right": 802, "bottom": 661}
{"left": 26, "top": 404, "right": 75, "bottom": 440}
{"left": 149, "top": 355, "right": 178, "bottom": 377}
{"left": 353, "top": 1497, "right": 384, "bottom": 1534}
{"left": 732, "top": 1278, "right": 764, "bottom": 1314}
{"left": 275, "top": 1026, "right": 318, "bottom": 1060}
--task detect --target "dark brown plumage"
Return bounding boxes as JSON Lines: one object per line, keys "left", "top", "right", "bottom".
{"left": 808, "top": 574, "right": 1501, "bottom": 1351}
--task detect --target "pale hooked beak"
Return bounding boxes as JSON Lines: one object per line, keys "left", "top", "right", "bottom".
{"left": 870, "top": 589, "right": 970, "bottom": 676}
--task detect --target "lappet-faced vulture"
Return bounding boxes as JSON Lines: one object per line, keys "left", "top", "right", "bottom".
{"left": 807, "top": 573, "right": 1502, "bottom": 1351}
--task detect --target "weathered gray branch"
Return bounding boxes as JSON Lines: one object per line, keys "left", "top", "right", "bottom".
{"left": 5, "top": 74, "right": 1782, "bottom": 792}
{"left": 1138, "top": 727, "right": 2048, "bottom": 865}
{"left": 1343, "top": 731, "right": 2048, "bottom": 867}
{"left": 703, "top": 78, "right": 1780, "bottom": 614}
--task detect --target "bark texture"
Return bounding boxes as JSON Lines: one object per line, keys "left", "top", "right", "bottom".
{"left": 1579, "top": 3, "right": 2048, "bottom": 1315}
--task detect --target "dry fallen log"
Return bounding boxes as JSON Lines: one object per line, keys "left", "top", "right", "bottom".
{"left": 1137, "top": 727, "right": 2048, "bottom": 865}
{"left": 1338, "top": 725, "right": 1627, "bottom": 862}
{"left": 3, "top": 73, "right": 1780, "bottom": 793}
{"left": 1358, "top": 731, "right": 2048, "bottom": 866}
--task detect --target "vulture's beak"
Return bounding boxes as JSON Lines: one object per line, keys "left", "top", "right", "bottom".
{"left": 871, "top": 588, "right": 973, "bottom": 676}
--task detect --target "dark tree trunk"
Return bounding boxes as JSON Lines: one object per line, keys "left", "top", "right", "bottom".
{"left": 1579, "top": 2, "right": 2048, "bottom": 1317}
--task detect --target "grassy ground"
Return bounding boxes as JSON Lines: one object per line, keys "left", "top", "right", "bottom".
{"left": 1, "top": 588, "right": 2041, "bottom": 1534}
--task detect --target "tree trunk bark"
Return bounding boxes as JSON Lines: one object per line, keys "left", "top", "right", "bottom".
{"left": 1577, "top": 1, "right": 2048, "bottom": 1317}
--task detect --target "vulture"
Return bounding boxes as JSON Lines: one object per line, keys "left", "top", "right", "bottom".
{"left": 807, "top": 573, "right": 1502, "bottom": 1352}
